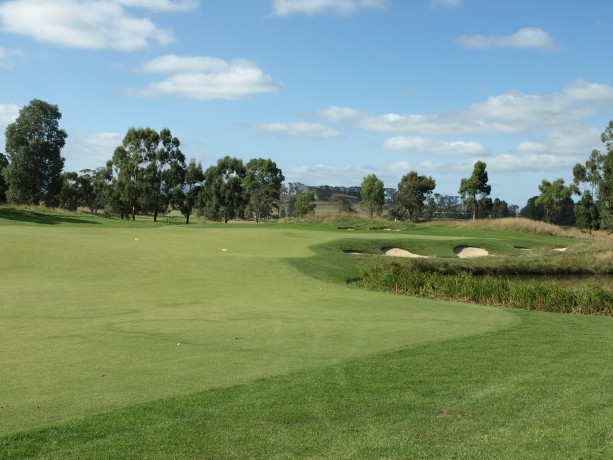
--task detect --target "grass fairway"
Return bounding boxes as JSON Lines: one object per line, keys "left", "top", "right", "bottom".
{"left": 0, "top": 214, "right": 516, "bottom": 436}
{"left": 1, "top": 209, "right": 612, "bottom": 458}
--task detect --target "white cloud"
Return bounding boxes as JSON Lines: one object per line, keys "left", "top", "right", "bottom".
{"left": 316, "top": 105, "right": 362, "bottom": 121}
{"left": 317, "top": 80, "right": 613, "bottom": 138}
{"left": 141, "top": 55, "right": 229, "bottom": 74}
{"left": 0, "top": 45, "right": 23, "bottom": 68}
{"left": 111, "top": 0, "right": 198, "bottom": 11}
{"left": 134, "top": 56, "right": 282, "bottom": 101}
{"left": 253, "top": 122, "right": 341, "bottom": 139}
{"left": 516, "top": 127, "right": 601, "bottom": 156}
{"left": 383, "top": 136, "right": 487, "bottom": 155}
{"left": 271, "top": 0, "right": 388, "bottom": 16}
{"left": 285, "top": 163, "right": 376, "bottom": 185}
{"left": 563, "top": 78, "right": 613, "bottom": 104}
{"left": 63, "top": 132, "right": 122, "bottom": 170}
{"left": 516, "top": 141, "right": 548, "bottom": 154}
{"left": 430, "top": 0, "right": 462, "bottom": 8}
{"left": 0, "top": 103, "right": 19, "bottom": 124}
{"left": 456, "top": 27, "right": 560, "bottom": 51}
{"left": 487, "top": 154, "right": 577, "bottom": 173}
{"left": 0, "top": 0, "right": 179, "bottom": 51}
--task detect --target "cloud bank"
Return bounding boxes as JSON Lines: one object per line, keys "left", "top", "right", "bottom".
{"left": 134, "top": 55, "right": 282, "bottom": 101}
{"left": 456, "top": 27, "right": 560, "bottom": 52}
{"left": 0, "top": 0, "right": 197, "bottom": 51}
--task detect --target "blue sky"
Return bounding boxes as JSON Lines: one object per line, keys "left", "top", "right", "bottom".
{"left": 1, "top": 0, "right": 612, "bottom": 206}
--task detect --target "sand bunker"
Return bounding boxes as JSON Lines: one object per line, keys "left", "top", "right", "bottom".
{"left": 454, "top": 246, "right": 489, "bottom": 258}
{"left": 383, "top": 247, "right": 429, "bottom": 258}
{"left": 554, "top": 247, "right": 567, "bottom": 252}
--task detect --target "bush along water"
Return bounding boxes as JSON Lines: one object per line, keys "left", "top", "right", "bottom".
{"left": 359, "top": 260, "right": 613, "bottom": 316}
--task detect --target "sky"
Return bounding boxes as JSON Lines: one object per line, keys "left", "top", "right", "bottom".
{"left": 1, "top": 0, "right": 612, "bottom": 207}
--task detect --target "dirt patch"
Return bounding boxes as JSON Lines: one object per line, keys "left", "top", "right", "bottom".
{"left": 454, "top": 246, "right": 489, "bottom": 258}
{"left": 383, "top": 247, "right": 429, "bottom": 258}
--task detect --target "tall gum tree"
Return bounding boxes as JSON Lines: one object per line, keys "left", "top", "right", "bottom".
{"left": 536, "top": 178, "right": 573, "bottom": 224}
{"left": 397, "top": 171, "right": 436, "bottom": 222}
{"left": 0, "top": 153, "right": 8, "bottom": 203}
{"left": 244, "top": 158, "right": 284, "bottom": 223}
{"left": 3, "top": 99, "right": 67, "bottom": 205}
{"left": 171, "top": 158, "right": 204, "bottom": 224}
{"left": 459, "top": 161, "right": 491, "bottom": 221}
{"left": 360, "top": 174, "right": 384, "bottom": 219}
{"left": 599, "top": 121, "right": 613, "bottom": 229}
{"left": 203, "top": 156, "right": 247, "bottom": 223}
{"left": 143, "top": 128, "right": 185, "bottom": 222}
{"left": 111, "top": 127, "right": 160, "bottom": 221}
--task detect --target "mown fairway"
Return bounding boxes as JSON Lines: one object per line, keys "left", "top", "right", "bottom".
{"left": 1, "top": 210, "right": 612, "bottom": 459}
{"left": 0, "top": 213, "right": 517, "bottom": 435}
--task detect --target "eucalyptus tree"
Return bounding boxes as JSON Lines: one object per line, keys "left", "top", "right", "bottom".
{"left": 397, "top": 171, "right": 436, "bottom": 221}
{"left": 459, "top": 161, "right": 491, "bottom": 221}
{"left": 171, "top": 158, "right": 204, "bottom": 224}
{"left": 57, "top": 171, "right": 80, "bottom": 211}
{"left": 293, "top": 191, "right": 316, "bottom": 217}
{"left": 575, "top": 191, "right": 599, "bottom": 235}
{"left": 143, "top": 128, "right": 185, "bottom": 222}
{"left": 360, "top": 174, "right": 384, "bottom": 219}
{"left": 203, "top": 156, "right": 247, "bottom": 223}
{"left": 598, "top": 121, "right": 613, "bottom": 229}
{"left": 244, "top": 158, "right": 284, "bottom": 223}
{"left": 331, "top": 194, "right": 357, "bottom": 213}
{"left": 3, "top": 99, "right": 67, "bottom": 205}
{"left": 78, "top": 166, "right": 112, "bottom": 214}
{"left": 0, "top": 153, "right": 7, "bottom": 203}
{"left": 573, "top": 150, "right": 603, "bottom": 233}
{"left": 536, "top": 178, "right": 574, "bottom": 224}
{"left": 111, "top": 127, "right": 159, "bottom": 220}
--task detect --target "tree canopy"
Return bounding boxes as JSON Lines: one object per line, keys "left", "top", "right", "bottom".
{"left": 244, "top": 158, "right": 284, "bottom": 223}
{"left": 360, "top": 174, "right": 384, "bottom": 219}
{"left": 0, "top": 153, "right": 8, "bottom": 203}
{"left": 171, "top": 158, "right": 204, "bottom": 224}
{"left": 459, "top": 161, "right": 491, "bottom": 221}
{"left": 396, "top": 171, "right": 436, "bottom": 221}
{"left": 293, "top": 191, "right": 316, "bottom": 217}
{"left": 203, "top": 156, "right": 247, "bottom": 223}
{"left": 3, "top": 99, "right": 67, "bottom": 205}
{"left": 536, "top": 178, "right": 574, "bottom": 224}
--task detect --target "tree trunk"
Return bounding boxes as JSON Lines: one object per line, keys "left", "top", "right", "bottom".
{"left": 186, "top": 213, "right": 190, "bottom": 225}
{"left": 131, "top": 206, "right": 136, "bottom": 221}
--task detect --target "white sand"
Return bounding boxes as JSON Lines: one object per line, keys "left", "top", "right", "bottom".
{"left": 454, "top": 246, "right": 489, "bottom": 258}
{"left": 384, "top": 248, "right": 429, "bottom": 258}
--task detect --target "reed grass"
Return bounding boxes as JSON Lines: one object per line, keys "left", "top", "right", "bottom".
{"left": 360, "top": 261, "right": 613, "bottom": 316}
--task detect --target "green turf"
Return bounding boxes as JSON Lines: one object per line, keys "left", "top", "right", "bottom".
{"left": 0, "top": 214, "right": 517, "bottom": 435}
{"left": 1, "top": 209, "right": 611, "bottom": 458}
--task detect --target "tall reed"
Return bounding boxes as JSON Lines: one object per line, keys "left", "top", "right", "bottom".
{"left": 360, "top": 261, "right": 613, "bottom": 316}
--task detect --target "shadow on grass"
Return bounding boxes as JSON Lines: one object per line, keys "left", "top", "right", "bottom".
{"left": 0, "top": 208, "right": 99, "bottom": 226}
